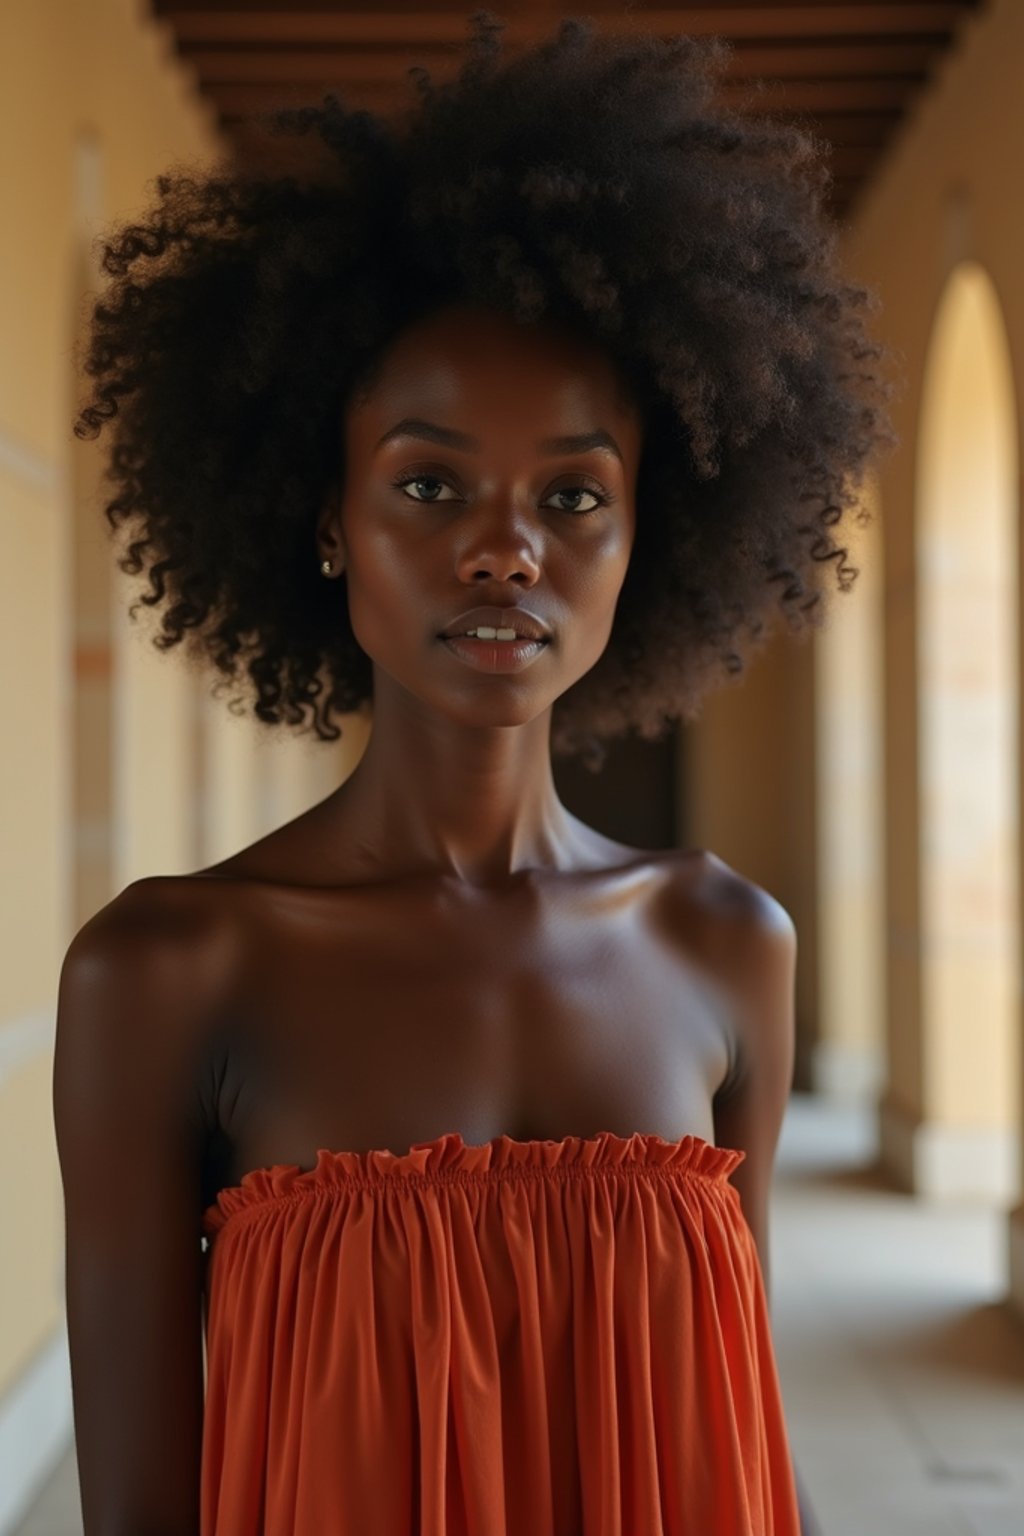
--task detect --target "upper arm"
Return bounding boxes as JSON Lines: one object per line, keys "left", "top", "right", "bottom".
{"left": 693, "top": 858, "right": 798, "bottom": 1305}
{"left": 53, "top": 879, "right": 227, "bottom": 1536}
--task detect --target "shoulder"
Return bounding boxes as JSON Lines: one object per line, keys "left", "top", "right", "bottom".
{"left": 661, "top": 851, "right": 798, "bottom": 1296}
{"left": 654, "top": 847, "right": 798, "bottom": 1099}
{"left": 54, "top": 877, "right": 232, "bottom": 1530}
{"left": 54, "top": 876, "right": 246, "bottom": 1249}
{"left": 57, "top": 875, "right": 243, "bottom": 1086}
{"left": 677, "top": 847, "right": 793, "bottom": 929}
{"left": 684, "top": 847, "right": 798, "bottom": 1062}
{"left": 62, "top": 873, "right": 240, "bottom": 988}
{"left": 661, "top": 847, "right": 796, "bottom": 977}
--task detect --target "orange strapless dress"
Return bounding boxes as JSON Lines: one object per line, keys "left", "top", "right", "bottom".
{"left": 199, "top": 1129, "right": 801, "bottom": 1535}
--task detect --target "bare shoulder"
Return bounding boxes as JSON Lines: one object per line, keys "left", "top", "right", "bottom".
{"left": 54, "top": 876, "right": 240, "bottom": 1215}
{"left": 659, "top": 846, "right": 795, "bottom": 949}
{"left": 660, "top": 847, "right": 797, "bottom": 1065}
{"left": 661, "top": 850, "right": 798, "bottom": 1297}
{"left": 54, "top": 875, "right": 239, "bottom": 1534}
{"left": 678, "top": 848, "right": 794, "bottom": 934}
{"left": 58, "top": 874, "right": 242, "bottom": 1075}
{"left": 63, "top": 871, "right": 238, "bottom": 974}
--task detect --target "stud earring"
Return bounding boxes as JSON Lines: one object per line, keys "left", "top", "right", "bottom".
{"left": 321, "top": 559, "right": 332, "bottom": 576}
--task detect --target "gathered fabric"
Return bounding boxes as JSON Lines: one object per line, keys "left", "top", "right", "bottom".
{"left": 199, "top": 1128, "right": 801, "bottom": 1535}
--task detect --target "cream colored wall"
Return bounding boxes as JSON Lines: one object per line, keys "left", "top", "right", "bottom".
{"left": 838, "top": 0, "right": 1023, "bottom": 1215}
{"left": 0, "top": 0, "right": 362, "bottom": 1508}
{"left": 917, "top": 263, "right": 1019, "bottom": 1141}
{"left": 0, "top": 0, "right": 217, "bottom": 1415}
{"left": 687, "top": 0, "right": 1024, "bottom": 1208}
{"left": 814, "top": 496, "right": 886, "bottom": 1103}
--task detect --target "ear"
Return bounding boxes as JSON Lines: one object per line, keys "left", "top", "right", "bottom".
{"left": 316, "top": 494, "right": 346, "bottom": 565}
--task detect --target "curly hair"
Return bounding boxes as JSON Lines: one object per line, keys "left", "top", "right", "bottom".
{"left": 73, "top": 9, "right": 900, "bottom": 772}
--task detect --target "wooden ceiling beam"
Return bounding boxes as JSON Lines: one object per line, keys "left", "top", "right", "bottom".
{"left": 161, "top": 6, "right": 973, "bottom": 48}
{"left": 155, "top": 0, "right": 978, "bottom": 215}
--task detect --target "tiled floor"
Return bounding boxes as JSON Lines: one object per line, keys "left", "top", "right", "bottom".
{"left": 771, "top": 1093, "right": 1024, "bottom": 1536}
{"left": 12, "top": 1091, "right": 1024, "bottom": 1535}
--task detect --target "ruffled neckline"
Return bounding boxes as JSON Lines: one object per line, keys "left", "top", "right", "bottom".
{"left": 201, "top": 1128, "right": 745, "bottom": 1238}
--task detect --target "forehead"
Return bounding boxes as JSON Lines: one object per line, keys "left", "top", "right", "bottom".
{"left": 346, "top": 302, "right": 641, "bottom": 447}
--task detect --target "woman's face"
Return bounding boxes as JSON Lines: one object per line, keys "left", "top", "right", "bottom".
{"left": 321, "top": 300, "right": 644, "bottom": 730}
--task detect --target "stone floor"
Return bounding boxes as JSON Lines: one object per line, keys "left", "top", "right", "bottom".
{"left": 770, "top": 1093, "right": 1024, "bottom": 1536}
{"left": 11, "top": 1091, "right": 1024, "bottom": 1535}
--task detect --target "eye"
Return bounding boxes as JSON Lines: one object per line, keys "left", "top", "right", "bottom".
{"left": 390, "top": 471, "right": 611, "bottom": 515}
{"left": 390, "top": 472, "right": 457, "bottom": 503}
{"left": 544, "top": 483, "right": 610, "bottom": 515}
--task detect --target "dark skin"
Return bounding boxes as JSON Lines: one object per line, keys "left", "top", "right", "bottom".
{"left": 53, "top": 301, "right": 820, "bottom": 1534}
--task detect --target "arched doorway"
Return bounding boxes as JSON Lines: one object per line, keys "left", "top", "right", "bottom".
{"left": 886, "top": 259, "right": 1020, "bottom": 1203}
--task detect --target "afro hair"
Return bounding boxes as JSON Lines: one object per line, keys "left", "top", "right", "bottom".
{"left": 73, "top": 9, "right": 900, "bottom": 772}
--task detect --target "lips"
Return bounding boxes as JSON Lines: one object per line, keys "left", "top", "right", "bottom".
{"left": 438, "top": 606, "right": 551, "bottom": 642}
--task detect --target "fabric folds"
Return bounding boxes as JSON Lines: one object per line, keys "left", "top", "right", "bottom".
{"left": 199, "top": 1128, "right": 801, "bottom": 1535}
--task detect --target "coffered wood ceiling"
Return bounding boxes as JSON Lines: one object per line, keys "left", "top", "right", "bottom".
{"left": 150, "top": 1, "right": 984, "bottom": 220}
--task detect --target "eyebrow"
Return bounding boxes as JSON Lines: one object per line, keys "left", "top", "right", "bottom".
{"left": 374, "top": 417, "right": 624, "bottom": 466}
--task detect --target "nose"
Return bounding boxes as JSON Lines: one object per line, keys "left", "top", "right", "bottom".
{"left": 453, "top": 510, "right": 542, "bottom": 586}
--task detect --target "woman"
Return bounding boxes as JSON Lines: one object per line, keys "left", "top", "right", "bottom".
{"left": 54, "top": 11, "right": 897, "bottom": 1534}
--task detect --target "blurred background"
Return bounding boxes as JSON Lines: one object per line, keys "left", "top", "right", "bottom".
{"left": 2, "top": 1, "right": 1023, "bottom": 1532}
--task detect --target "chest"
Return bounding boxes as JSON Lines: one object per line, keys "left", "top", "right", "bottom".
{"left": 202, "top": 869, "right": 735, "bottom": 1202}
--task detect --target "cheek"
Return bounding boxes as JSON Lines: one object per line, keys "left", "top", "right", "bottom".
{"left": 568, "top": 530, "right": 633, "bottom": 613}
{"left": 575, "top": 542, "right": 634, "bottom": 657}
{"left": 341, "top": 537, "right": 431, "bottom": 661}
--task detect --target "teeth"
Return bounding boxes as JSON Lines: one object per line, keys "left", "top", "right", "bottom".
{"left": 466, "top": 626, "right": 521, "bottom": 641}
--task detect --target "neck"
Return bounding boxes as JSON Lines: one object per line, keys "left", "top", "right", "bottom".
{"left": 325, "top": 682, "right": 582, "bottom": 887}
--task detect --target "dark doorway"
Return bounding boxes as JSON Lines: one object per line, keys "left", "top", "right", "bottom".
{"left": 553, "top": 727, "right": 681, "bottom": 850}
